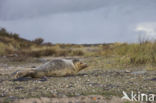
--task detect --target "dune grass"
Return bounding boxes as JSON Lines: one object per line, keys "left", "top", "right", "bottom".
{"left": 0, "top": 28, "right": 156, "bottom": 67}
{"left": 0, "top": 28, "right": 85, "bottom": 57}
{"left": 96, "top": 42, "right": 156, "bottom": 66}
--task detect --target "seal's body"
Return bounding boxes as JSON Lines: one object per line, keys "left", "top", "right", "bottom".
{"left": 14, "top": 59, "right": 88, "bottom": 78}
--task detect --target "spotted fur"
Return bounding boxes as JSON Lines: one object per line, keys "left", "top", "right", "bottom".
{"left": 14, "top": 59, "right": 88, "bottom": 78}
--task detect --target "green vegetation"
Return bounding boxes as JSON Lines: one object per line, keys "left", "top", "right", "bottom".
{"left": 0, "top": 28, "right": 156, "bottom": 68}
{"left": 96, "top": 42, "right": 156, "bottom": 66}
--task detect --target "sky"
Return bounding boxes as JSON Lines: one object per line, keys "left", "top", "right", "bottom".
{"left": 0, "top": 0, "right": 156, "bottom": 44}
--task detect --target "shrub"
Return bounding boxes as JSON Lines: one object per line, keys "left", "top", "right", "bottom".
{"left": 33, "top": 38, "right": 44, "bottom": 45}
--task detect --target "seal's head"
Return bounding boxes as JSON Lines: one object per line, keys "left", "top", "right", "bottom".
{"left": 73, "top": 59, "right": 88, "bottom": 72}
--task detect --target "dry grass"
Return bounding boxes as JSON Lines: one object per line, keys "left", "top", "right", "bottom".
{"left": 0, "top": 28, "right": 156, "bottom": 67}
{"left": 82, "top": 41, "right": 156, "bottom": 67}
{"left": 0, "top": 28, "right": 84, "bottom": 57}
{"left": 97, "top": 42, "right": 156, "bottom": 66}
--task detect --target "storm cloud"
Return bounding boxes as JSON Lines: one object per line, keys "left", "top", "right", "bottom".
{"left": 0, "top": 0, "right": 156, "bottom": 43}
{"left": 0, "top": 0, "right": 113, "bottom": 20}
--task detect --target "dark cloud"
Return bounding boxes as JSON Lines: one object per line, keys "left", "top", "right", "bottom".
{"left": 0, "top": 0, "right": 112, "bottom": 20}
{"left": 0, "top": 0, "right": 156, "bottom": 43}
{"left": 1, "top": 0, "right": 155, "bottom": 20}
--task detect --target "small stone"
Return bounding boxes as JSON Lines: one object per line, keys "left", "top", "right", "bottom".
{"left": 15, "top": 86, "right": 24, "bottom": 90}
{"left": 151, "top": 78, "right": 156, "bottom": 81}
{"left": 31, "top": 66, "right": 36, "bottom": 68}
{"left": 125, "top": 70, "right": 131, "bottom": 73}
{"left": 39, "top": 77, "right": 48, "bottom": 82}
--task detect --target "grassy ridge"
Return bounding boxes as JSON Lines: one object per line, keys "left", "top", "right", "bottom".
{"left": 0, "top": 28, "right": 84, "bottom": 57}
{"left": 0, "top": 28, "right": 156, "bottom": 67}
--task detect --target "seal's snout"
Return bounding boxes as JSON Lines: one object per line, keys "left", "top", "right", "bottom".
{"left": 79, "top": 62, "right": 88, "bottom": 70}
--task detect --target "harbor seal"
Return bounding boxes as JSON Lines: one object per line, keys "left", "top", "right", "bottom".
{"left": 14, "top": 59, "right": 88, "bottom": 79}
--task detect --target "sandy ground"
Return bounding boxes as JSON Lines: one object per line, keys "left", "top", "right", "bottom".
{"left": 0, "top": 57, "right": 156, "bottom": 103}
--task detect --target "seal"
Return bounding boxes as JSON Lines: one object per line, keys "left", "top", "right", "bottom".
{"left": 14, "top": 58, "right": 88, "bottom": 78}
